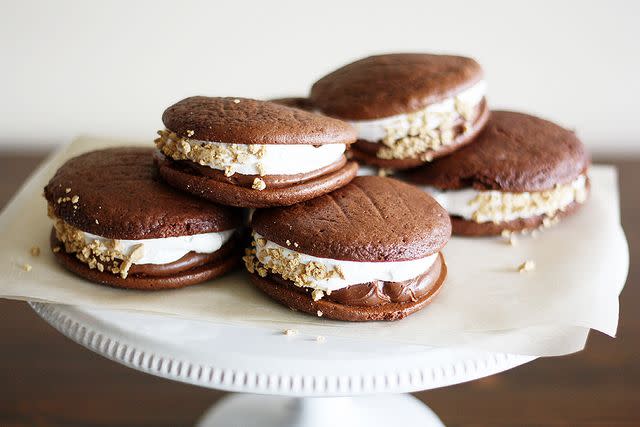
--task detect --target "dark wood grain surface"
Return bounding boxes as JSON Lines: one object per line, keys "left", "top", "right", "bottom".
{"left": 0, "top": 153, "right": 637, "bottom": 427}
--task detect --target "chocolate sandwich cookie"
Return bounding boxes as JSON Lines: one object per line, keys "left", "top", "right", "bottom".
{"left": 44, "top": 147, "right": 242, "bottom": 290}
{"left": 310, "top": 53, "right": 490, "bottom": 170}
{"left": 244, "top": 176, "right": 451, "bottom": 321}
{"left": 406, "top": 111, "right": 591, "bottom": 236}
{"left": 154, "top": 97, "right": 358, "bottom": 208}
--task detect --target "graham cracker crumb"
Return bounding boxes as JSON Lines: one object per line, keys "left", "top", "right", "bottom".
{"left": 22, "top": 263, "right": 32, "bottom": 272}
{"left": 49, "top": 212, "right": 143, "bottom": 279}
{"left": 65, "top": 188, "right": 71, "bottom": 193}
{"left": 317, "top": 310, "right": 323, "bottom": 317}
{"left": 252, "top": 178, "right": 266, "bottom": 191}
{"left": 316, "top": 335, "right": 326, "bottom": 343}
{"left": 294, "top": 242, "right": 299, "bottom": 248}
{"left": 30, "top": 246, "right": 40, "bottom": 257}
{"left": 312, "top": 289, "right": 324, "bottom": 301}
{"left": 286, "top": 240, "right": 291, "bottom": 246}
{"left": 518, "top": 260, "right": 536, "bottom": 273}
{"left": 376, "top": 102, "right": 476, "bottom": 161}
{"left": 186, "top": 130, "right": 195, "bottom": 137}
{"left": 284, "top": 329, "right": 298, "bottom": 336}
{"left": 155, "top": 129, "right": 267, "bottom": 172}
{"left": 469, "top": 175, "right": 588, "bottom": 224}
{"left": 95, "top": 219, "right": 99, "bottom": 224}
{"left": 224, "top": 165, "right": 235, "bottom": 177}
{"left": 71, "top": 195, "right": 79, "bottom": 204}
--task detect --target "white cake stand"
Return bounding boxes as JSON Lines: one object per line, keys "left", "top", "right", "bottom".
{"left": 29, "top": 302, "right": 535, "bottom": 427}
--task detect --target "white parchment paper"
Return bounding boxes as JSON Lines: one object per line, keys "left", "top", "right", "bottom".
{"left": 0, "top": 137, "right": 628, "bottom": 356}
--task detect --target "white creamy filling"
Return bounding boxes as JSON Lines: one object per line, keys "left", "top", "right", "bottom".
{"left": 423, "top": 175, "right": 588, "bottom": 223}
{"left": 83, "top": 229, "right": 235, "bottom": 265}
{"left": 254, "top": 232, "right": 438, "bottom": 293}
{"left": 349, "top": 80, "right": 487, "bottom": 142}
{"left": 184, "top": 140, "right": 346, "bottom": 175}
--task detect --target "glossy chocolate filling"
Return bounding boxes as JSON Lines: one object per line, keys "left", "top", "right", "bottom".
{"left": 169, "top": 155, "right": 348, "bottom": 189}
{"left": 354, "top": 99, "right": 487, "bottom": 158}
{"left": 265, "top": 253, "right": 442, "bottom": 307}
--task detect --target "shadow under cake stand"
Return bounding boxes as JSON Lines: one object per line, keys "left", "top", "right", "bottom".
{"left": 30, "top": 302, "right": 535, "bottom": 427}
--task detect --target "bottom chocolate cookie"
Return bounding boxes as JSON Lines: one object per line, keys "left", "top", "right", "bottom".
{"left": 51, "top": 231, "right": 240, "bottom": 290}
{"left": 249, "top": 253, "right": 447, "bottom": 322}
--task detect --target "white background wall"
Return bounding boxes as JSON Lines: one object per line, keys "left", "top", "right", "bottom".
{"left": 1, "top": 0, "right": 638, "bottom": 154}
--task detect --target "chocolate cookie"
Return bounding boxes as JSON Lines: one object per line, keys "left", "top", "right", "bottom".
{"left": 406, "top": 111, "right": 591, "bottom": 235}
{"left": 244, "top": 176, "right": 451, "bottom": 321}
{"left": 309, "top": 53, "right": 489, "bottom": 170}
{"left": 154, "top": 97, "right": 358, "bottom": 208}
{"left": 44, "top": 147, "right": 243, "bottom": 290}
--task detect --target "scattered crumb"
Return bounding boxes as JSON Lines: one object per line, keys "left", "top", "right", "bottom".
{"left": 284, "top": 329, "right": 298, "bottom": 336}
{"left": 65, "top": 188, "right": 71, "bottom": 193}
{"left": 71, "top": 195, "right": 79, "bottom": 204}
{"left": 500, "top": 229, "right": 511, "bottom": 238}
{"left": 286, "top": 239, "right": 291, "bottom": 246}
{"left": 22, "top": 263, "right": 32, "bottom": 272}
{"left": 30, "top": 246, "right": 40, "bottom": 257}
{"left": 518, "top": 260, "right": 536, "bottom": 273}
{"left": 252, "top": 177, "right": 266, "bottom": 191}
{"left": 186, "top": 130, "right": 195, "bottom": 137}
{"left": 316, "top": 335, "right": 326, "bottom": 343}
{"left": 294, "top": 242, "right": 299, "bottom": 248}
{"left": 95, "top": 219, "right": 99, "bottom": 224}
{"left": 317, "top": 310, "right": 323, "bottom": 317}
{"left": 233, "top": 98, "right": 241, "bottom": 104}
{"left": 52, "top": 246, "right": 61, "bottom": 253}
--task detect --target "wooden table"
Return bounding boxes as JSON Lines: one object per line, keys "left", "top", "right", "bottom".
{"left": 0, "top": 153, "right": 637, "bottom": 427}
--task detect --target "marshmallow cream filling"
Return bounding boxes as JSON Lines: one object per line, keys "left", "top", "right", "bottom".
{"left": 423, "top": 174, "right": 588, "bottom": 223}
{"left": 155, "top": 130, "right": 346, "bottom": 176}
{"left": 82, "top": 229, "right": 235, "bottom": 265}
{"left": 350, "top": 80, "right": 487, "bottom": 143}
{"left": 249, "top": 232, "right": 438, "bottom": 293}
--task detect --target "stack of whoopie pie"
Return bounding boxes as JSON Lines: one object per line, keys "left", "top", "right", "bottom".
{"left": 44, "top": 51, "right": 590, "bottom": 323}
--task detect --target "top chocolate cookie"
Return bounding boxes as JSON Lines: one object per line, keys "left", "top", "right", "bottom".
{"left": 251, "top": 176, "right": 451, "bottom": 262}
{"left": 408, "top": 111, "right": 590, "bottom": 192}
{"left": 45, "top": 147, "right": 241, "bottom": 239}
{"left": 162, "top": 97, "right": 355, "bottom": 145}
{"left": 310, "top": 53, "right": 483, "bottom": 120}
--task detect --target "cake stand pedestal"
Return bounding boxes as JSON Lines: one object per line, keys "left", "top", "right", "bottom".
{"left": 30, "top": 302, "right": 535, "bottom": 427}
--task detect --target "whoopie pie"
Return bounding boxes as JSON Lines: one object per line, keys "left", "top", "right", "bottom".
{"left": 154, "top": 97, "right": 358, "bottom": 208}
{"left": 244, "top": 176, "right": 451, "bottom": 321}
{"left": 310, "top": 53, "right": 490, "bottom": 170}
{"left": 406, "top": 111, "right": 590, "bottom": 236}
{"left": 44, "top": 147, "right": 242, "bottom": 290}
